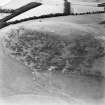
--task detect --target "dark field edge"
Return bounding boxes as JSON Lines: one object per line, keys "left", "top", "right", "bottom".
{"left": 0, "top": 11, "right": 105, "bottom": 29}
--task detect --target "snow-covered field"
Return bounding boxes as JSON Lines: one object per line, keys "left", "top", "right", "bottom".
{"left": 0, "top": 15, "right": 105, "bottom": 104}
{"left": 0, "top": 0, "right": 104, "bottom": 22}
{"left": 0, "top": 0, "right": 105, "bottom": 105}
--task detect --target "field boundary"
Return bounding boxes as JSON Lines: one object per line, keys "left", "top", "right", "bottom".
{"left": 0, "top": 10, "right": 105, "bottom": 29}
{"left": 5, "top": 10, "right": 105, "bottom": 24}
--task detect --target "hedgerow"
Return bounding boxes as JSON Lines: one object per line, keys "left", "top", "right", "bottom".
{"left": 0, "top": 8, "right": 15, "bottom": 13}
{"left": 4, "top": 10, "right": 104, "bottom": 27}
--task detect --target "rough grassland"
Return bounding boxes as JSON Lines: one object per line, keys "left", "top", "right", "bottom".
{"left": 2, "top": 27, "right": 105, "bottom": 77}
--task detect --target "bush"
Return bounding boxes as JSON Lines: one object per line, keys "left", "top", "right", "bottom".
{"left": 0, "top": 8, "right": 14, "bottom": 13}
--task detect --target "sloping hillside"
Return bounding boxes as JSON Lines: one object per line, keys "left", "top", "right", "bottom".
{"left": 0, "top": 1, "right": 105, "bottom": 104}
{"left": 2, "top": 0, "right": 103, "bottom": 22}
{"left": 1, "top": 20, "right": 105, "bottom": 76}
{"left": 0, "top": 24, "right": 105, "bottom": 105}
{"left": 0, "top": 2, "right": 41, "bottom": 23}
{"left": 7, "top": 5, "right": 63, "bottom": 21}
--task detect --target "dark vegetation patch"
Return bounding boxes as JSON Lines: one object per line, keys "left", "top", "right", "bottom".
{"left": 0, "top": 8, "right": 15, "bottom": 13}
{"left": 2, "top": 27, "right": 105, "bottom": 77}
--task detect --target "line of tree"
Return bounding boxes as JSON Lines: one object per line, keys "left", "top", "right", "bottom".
{"left": 0, "top": 8, "right": 15, "bottom": 13}
{"left": 6, "top": 10, "right": 105, "bottom": 25}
